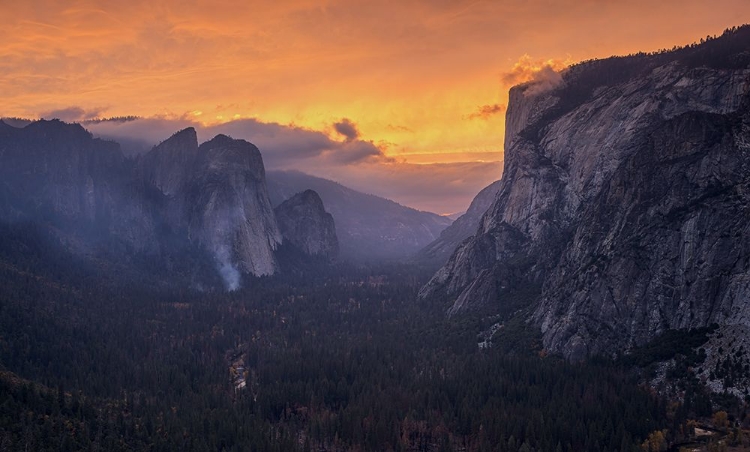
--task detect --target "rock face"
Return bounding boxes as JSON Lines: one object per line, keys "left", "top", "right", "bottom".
{"left": 420, "top": 27, "right": 750, "bottom": 360}
{"left": 274, "top": 190, "right": 338, "bottom": 259}
{"left": 139, "top": 127, "right": 200, "bottom": 197}
{"left": 0, "top": 121, "right": 285, "bottom": 290}
{"left": 416, "top": 179, "right": 502, "bottom": 265}
{"left": 266, "top": 170, "right": 452, "bottom": 261}
{"left": 141, "top": 130, "right": 282, "bottom": 287}
{"left": 0, "top": 119, "right": 161, "bottom": 252}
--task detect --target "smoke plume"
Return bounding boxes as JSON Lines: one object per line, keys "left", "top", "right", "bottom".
{"left": 214, "top": 242, "right": 241, "bottom": 291}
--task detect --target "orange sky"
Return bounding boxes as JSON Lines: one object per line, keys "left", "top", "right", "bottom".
{"left": 2, "top": 1, "right": 749, "bottom": 213}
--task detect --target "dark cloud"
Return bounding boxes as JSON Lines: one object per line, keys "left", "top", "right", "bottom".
{"left": 85, "top": 116, "right": 389, "bottom": 168}
{"left": 467, "top": 104, "right": 506, "bottom": 120}
{"left": 333, "top": 118, "right": 360, "bottom": 142}
{"left": 39, "top": 106, "right": 107, "bottom": 122}
{"left": 208, "top": 119, "right": 334, "bottom": 164}
{"left": 325, "top": 140, "right": 385, "bottom": 165}
{"left": 208, "top": 119, "right": 387, "bottom": 167}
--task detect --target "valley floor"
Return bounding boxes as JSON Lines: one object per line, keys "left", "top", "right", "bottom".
{"left": 0, "top": 231, "right": 747, "bottom": 451}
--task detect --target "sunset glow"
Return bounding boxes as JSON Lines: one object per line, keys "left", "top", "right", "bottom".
{"left": 2, "top": 0, "right": 748, "bottom": 212}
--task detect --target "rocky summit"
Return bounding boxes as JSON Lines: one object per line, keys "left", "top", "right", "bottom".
{"left": 274, "top": 189, "right": 339, "bottom": 260}
{"left": 420, "top": 28, "right": 750, "bottom": 361}
{"left": 142, "top": 130, "right": 282, "bottom": 287}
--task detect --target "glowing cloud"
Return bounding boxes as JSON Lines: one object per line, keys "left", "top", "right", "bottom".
{"left": 467, "top": 104, "right": 507, "bottom": 120}
{"left": 40, "top": 106, "right": 108, "bottom": 122}
{"left": 501, "top": 55, "right": 571, "bottom": 96}
{"left": 501, "top": 55, "right": 570, "bottom": 86}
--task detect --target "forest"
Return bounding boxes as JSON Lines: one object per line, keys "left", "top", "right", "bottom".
{"left": 0, "top": 222, "right": 745, "bottom": 451}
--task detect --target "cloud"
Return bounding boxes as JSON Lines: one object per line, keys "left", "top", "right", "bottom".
{"left": 386, "top": 124, "right": 414, "bottom": 133}
{"left": 82, "top": 115, "right": 198, "bottom": 155}
{"left": 84, "top": 115, "right": 389, "bottom": 168}
{"left": 207, "top": 118, "right": 387, "bottom": 167}
{"left": 39, "top": 106, "right": 107, "bottom": 122}
{"left": 467, "top": 103, "right": 506, "bottom": 120}
{"left": 333, "top": 118, "right": 360, "bottom": 142}
{"left": 501, "top": 55, "right": 570, "bottom": 96}
{"left": 324, "top": 140, "right": 385, "bottom": 165}
{"left": 523, "top": 66, "right": 564, "bottom": 96}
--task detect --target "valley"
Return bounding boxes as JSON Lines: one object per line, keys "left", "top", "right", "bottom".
{"left": 1, "top": 21, "right": 750, "bottom": 452}
{"left": 0, "top": 237, "right": 668, "bottom": 451}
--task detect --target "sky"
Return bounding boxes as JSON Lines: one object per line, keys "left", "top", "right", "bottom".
{"left": 1, "top": 1, "right": 748, "bottom": 214}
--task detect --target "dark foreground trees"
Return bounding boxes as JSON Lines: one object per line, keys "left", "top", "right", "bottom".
{"left": 0, "top": 225, "right": 716, "bottom": 451}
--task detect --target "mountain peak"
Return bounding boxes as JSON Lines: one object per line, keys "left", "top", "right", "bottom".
{"left": 140, "top": 126, "right": 200, "bottom": 196}
{"left": 0, "top": 120, "right": 16, "bottom": 139}
{"left": 202, "top": 133, "right": 253, "bottom": 150}
{"left": 165, "top": 127, "right": 197, "bottom": 145}
{"left": 416, "top": 179, "right": 502, "bottom": 265}
{"left": 297, "top": 189, "right": 325, "bottom": 206}
{"left": 155, "top": 127, "right": 198, "bottom": 151}
{"left": 25, "top": 119, "right": 93, "bottom": 141}
{"left": 198, "top": 135, "right": 265, "bottom": 175}
{"left": 274, "top": 189, "right": 338, "bottom": 259}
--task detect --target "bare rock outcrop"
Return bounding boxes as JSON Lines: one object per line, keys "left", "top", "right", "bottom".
{"left": 142, "top": 130, "right": 282, "bottom": 287}
{"left": 274, "top": 189, "right": 338, "bottom": 259}
{"left": 420, "top": 26, "right": 750, "bottom": 360}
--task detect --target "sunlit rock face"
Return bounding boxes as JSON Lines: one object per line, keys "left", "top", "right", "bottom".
{"left": 142, "top": 130, "right": 282, "bottom": 287}
{"left": 274, "top": 189, "right": 339, "bottom": 260}
{"left": 420, "top": 28, "right": 750, "bottom": 360}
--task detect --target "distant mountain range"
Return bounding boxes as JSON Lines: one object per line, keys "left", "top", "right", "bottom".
{"left": 415, "top": 179, "right": 502, "bottom": 265}
{"left": 266, "top": 170, "right": 452, "bottom": 262}
{"left": 0, "top": 121, "right": 454, "bottom": 288}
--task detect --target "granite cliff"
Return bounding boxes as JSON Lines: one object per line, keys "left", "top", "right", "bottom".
{"left": 0, "top": 122, "right": 294, "bottom": 290}
{"left": 141, "top": 130, "right": 282, "bottom": 287}
{"left": 420, "top": 26, "right": 750, "bottom": 360}
{"left": 0, "top": 119, "right": 162, "bottom": 253}
{"left": 274, "top": 189, "right": 338, "bottom": 260}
